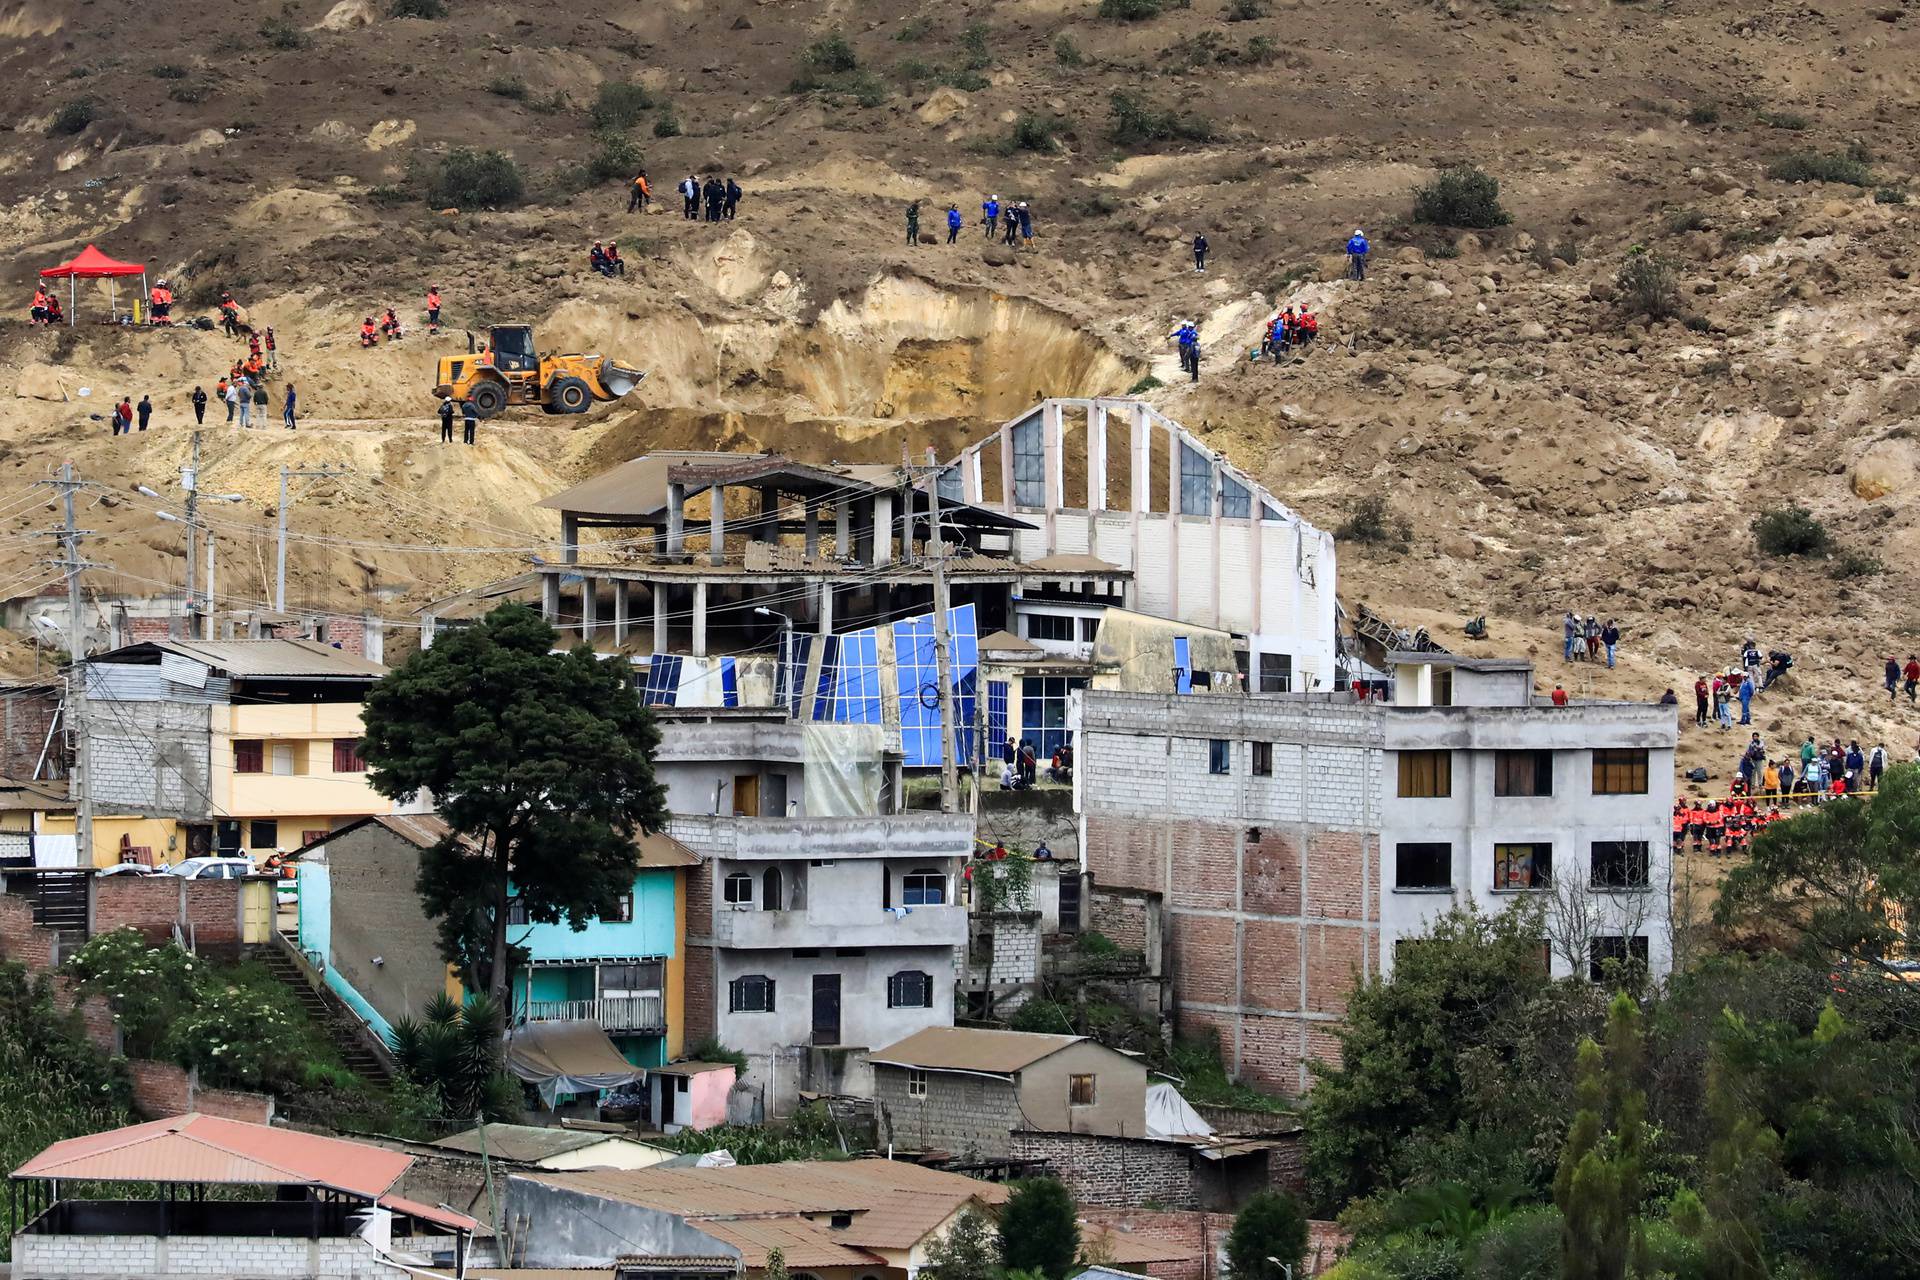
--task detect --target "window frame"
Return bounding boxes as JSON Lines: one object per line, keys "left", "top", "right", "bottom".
{"left": 1068, "top": 1073, "right": 1097, "bottom": 1107}
{"left": 1393, "top": 841, "right": 1453, "bottom": 892}
{"left": 1208, "top": 739, "right": 1232, "bottom": 776}
{"left": 1251, "top": 741, "right": 1274, "bottom": 777}
{"left": 728, "top": 974, "right": 776, "bottom": 1013}
{"left": 1011, "top": 415, "right": 1044, "bottom": 508}
{"left": 248, "top": 819, "right": 279, "bottom": 850}
{"left": 234, "top": 739, "right": 264, "bottom": 774}
{"left": 1589, "top": 935, "right": 1650, "bottom": 983}
{"left": 1494, "top": 842, "right": 1554, "bottom": 891}
{"left": 887, "top": 970, "right": 934, "bottom": 1009}
{"left": 1397, "top": 750, "right": 1453, "bottom": 798}
{"left": 1493, "top": 750, "right": 1554, "bottom": 798}
{"left": 906, "top": 1067, "right": 928, "bottom": 1099}
{"left": 1179, "top": 441, "right": 1213, "bottom": 516}
{"left": 1591, "top": 749, "right": 1650, "bottom": 795}
{"left": 332, "top": 737, "right": 367, "bottom": 773}
{"left": 1258, "top": 652, "right": 1293, "bottom": 694}
{"left": 901, "top": 868, "right": 946, "bottom": 907}
{"left": 1025, "top": 613, "right": 1076, "bottom": 642}
{"left": 722, "top": 872, "right": 754, "bottom": 905}
{"left": 1589, "top": 840, "right": 1651, "bottom": 890}
{"left": 598, "top": 892, "right": 634, "bottom": 924}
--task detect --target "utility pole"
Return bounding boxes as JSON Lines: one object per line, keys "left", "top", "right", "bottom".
{"left": 924, "top": 447, "right": 959, "bottom": 814}
{"left": 276, "top": 463, "right": 349, "bottom": 614}
{"left": 183, "top": 432, "right": 201, "bottom": 637}
{"left": 54, "top": 463, "right": 94, "bottom": 867}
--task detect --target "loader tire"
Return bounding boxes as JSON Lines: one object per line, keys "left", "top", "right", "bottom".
{"left": 549, "top": 376, "right": 592, "bottom": 414}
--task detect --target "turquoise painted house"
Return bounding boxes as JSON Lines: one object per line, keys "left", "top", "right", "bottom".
{"left": 294, "top": 815, "right": 697, "bottom": 1069}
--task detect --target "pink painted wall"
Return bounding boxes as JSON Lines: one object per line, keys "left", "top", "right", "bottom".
{"left": 687, "top": 1067, "right": 734, "bottom": 1131}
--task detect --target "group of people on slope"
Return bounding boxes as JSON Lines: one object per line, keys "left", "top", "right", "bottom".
{"left": 1563, "top": 613, "right": 1624, "bottom": 668}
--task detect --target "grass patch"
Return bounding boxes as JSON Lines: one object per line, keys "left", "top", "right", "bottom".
{"left": 1412, "top": 164, "right": 1511, "bottom": 228}
{"left": 1168, "top": 1031, "right": 1291, "bottom": 1113}
{"left": 1127, "top": 374, "right": 1164, "bottom": 394}
{"left": 895, "top": 15, "right": 932, "bottom": 40}
{"left": 486, "top": 75, "right": 528, "bottom": 100}
{"left": 1055, "top": 34, "right": 1087, "bottom": 65}
{"left": 1751, "top": 504, "right": 1830, "bottom": 557}
{"left": 48, "top": 98, "right": 98, "bottom": 136}
{"left": 591, "top": 81, "right": 657, "bottom": 130}
{"left": 1759, "top": 110, "right": 1809, "bottom": 130}
{"left": 427, "top": 147, "right": 525, "bottom": 208}
{"left": 959, "top": 21, "right": 992, "bottom": 69}
{"left": 1108, "top": 89, "right": 1212, "bottom": 146}
{"left": 1767, "top": 150, "right": 1875, "bottom": 186}
{"left": 1834, "top": 549, "right": 1884, "bottom": 579}
{"left": 1874, "top": 186, "right": 1908, "bottom": 205}
{"left": 167, "top": 82, "right": 211, "bottom": 104}
{"left": 258, "top": 16, "right": 310, "bottom": 49}
{"left": 150, "top": 63, "right": 189, "bottom": 79}
{"left": 1226, "top": 0, "right": 1267, "bottom": 17}
{"left": 651, "top": 104, "right": 681, "bottom": 137}
{"left": 390, "top": 0, "right": 445, "bottom": 15}
{"left": 1685, "top": 102, "right": 1719, "bottom": 125}
{"left": 1100, "top": 0, "right": 1163, "bottom": 19}
{"left": 1663, "top": 206, "right": 1708, "bottom": 233}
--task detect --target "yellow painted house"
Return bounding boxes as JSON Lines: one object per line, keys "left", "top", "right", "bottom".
{"left": 76, "top": 639, "right": 394, "bottom": 867}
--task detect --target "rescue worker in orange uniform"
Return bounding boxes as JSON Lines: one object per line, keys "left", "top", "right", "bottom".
{"left": 149, "top": 279, "right": 174, "bottom": 325}
{"left": 1704, "top": 802, "right": 1726, "bottom": 856}
{"left": 360, "top": 317, "right": 379, "bottom": 348}
{"left": 426, "top": 287, "right": 442, "bottom": 333}
{"left": 1672, "top": 803, "right": 1689, "bottom": 855}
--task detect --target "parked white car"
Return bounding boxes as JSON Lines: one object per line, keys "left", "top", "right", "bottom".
{"left": 163, "top": 857, "right": 257, "bottom": 880}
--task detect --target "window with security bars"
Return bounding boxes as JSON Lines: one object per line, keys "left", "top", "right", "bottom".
{"left": 887, "top": 971, "right": 934, "bottom": 1008}
{"left": 729, "top": 974, "right": 775, "bottom": 1012}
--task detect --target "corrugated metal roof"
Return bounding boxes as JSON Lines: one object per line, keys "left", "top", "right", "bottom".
{"left": 0, "top": 777, "right": 71, "bottom": 811}
{"left": 869, "top": 1027, "right": 1083, "bottom": 1075}
{"left": 530, "top": 1159, "right": 1007, "bottom": 1252}
{"left": 13, "top": 1115, "right": 411, "bottom": 1197}
{"left": 692, "top": 1217, "right": 880, "bottom": 1268}
{"left": 110, "top": 638, "right": 387, "bottom": 679}
{"left": 635, "top": 830, "right": 699, "bottom": 868}
{"left": 435, "top": 1125, "right": 623, "bottom": 1162}
{"left": 378, "top": 1192, "right": 480, "bottom": 1233}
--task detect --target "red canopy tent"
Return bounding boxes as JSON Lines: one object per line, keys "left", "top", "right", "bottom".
{"left": 39, "top": 243, "right": 147, "bottom": 326}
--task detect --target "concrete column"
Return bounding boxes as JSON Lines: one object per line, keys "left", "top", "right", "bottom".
{"left": 873, "top": 493, "right": 893, "bottom": 565}
{"left": 613, "top": 579, "right": 630, "bottom": 645}
{"left": 1247, "top": 507, "right": 1263, "bottom": 655}
{"left": 1166, "top": 422, "right": 1181, "bottom": 619}
{"left": 804, "top": 500, "right": 820, "bottom": 557}
{"left": 708, "top": 488, "right": 726, "bottom": 567}
{"left": 1088, "top": 403, "right": 1109, "bottom": 512}
{"left": 963, "top": 447, "right": 984, "bottom": 504}
{"left": 999, "top": 426, "right": 1015, "bottom": 510}
{"left": 818, "top": 584, "right": 834, "bottom": 634}
{"left": 1209, "top": 462, "right": 1223, "bottom": 630}
{"left": 666, "top": 483, "right": 686, "bottom": 558}
{"left": 759, "top": 487, "right": 780, "bottom": 543}
{"left": 692, "top": 582, "right": 708, "bottom": 657}
{"left": 420, "top": 612, "right": 436, "bottom": 650}
{"left": 1130, "top": 405, "right": 1151, "bottom": 512}
{"left": 1041, "top": 401, "right": 1061, "bottom": 554}
{"left": 580, "top": 576, "right": 599, "bottom": 642}
{"left": 541, "top": 572, "right": 560, "bottom": 622}
{"left": 561, "top": 513, "right": 581, "bottom": 565}
{"left": 652, "top": 584, "right": 668, "bottom": 655}
{"left": 835, "top": 501, "right": 851, "bottom": 558}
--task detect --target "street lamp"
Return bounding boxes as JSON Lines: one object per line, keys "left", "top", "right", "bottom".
{"left": 1266, "top": 1257, "right": 1294, "bottom": 1280}
{"left": 754, "top": 605, "right": 793, "bottom": 707}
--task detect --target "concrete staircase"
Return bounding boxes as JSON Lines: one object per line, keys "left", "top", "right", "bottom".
{"left": 257, "top": 940, "right": 392, "bottom": 1086}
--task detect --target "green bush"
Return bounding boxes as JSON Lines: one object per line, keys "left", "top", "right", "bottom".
{"left": 652, "top": 104, "right": 681, "bottom": 137}
{"left": 1615, "top": 250, "right": 1680, "bottom": 319}
{"left": 168, "top": 82, "right": 211, "bottom": 104}
{"left": 804, "top": 31, "right": 859, "bottom": 73}
{"left": 1663, "top": 207, "right": 1708, "bottom": 233}
{"left": 65, "top": 929, "right": 203, "bottom": 1056}
{"left": 591, "top": 81, "right": 657, "bottom": 129}
{"left": 1108, "top": 90, "right": 1212, "bottom": 145}
{"left": 258, "top": 16, "right": 310, "bottom": 49}
{"left": 368, "top": 184, "right": 412, "bottom": 207}
{"left": 48, "top": 98, "right": 98, "bottom": 135}
{"left": 1347, "top": 1235, "right": 1466, "bottom": 1280}
{"left": 487, "top": 75, "right": 528, "bottom": 100}
{"left": 1003, "top": 112, "right": 1066, "bottom": 153}
{"left": 1100, "top": 0, "right": 1163, "bottom": 19}
{"left": 1243, "top": 35, "right": 1279, "bottom": 63}
{"left": 1638, "top": 1220, "right": 1706, "bottom": 1280}
{"left": 586, "top": 130, "right": 644, "bottom": 182}
{"left": 1751, "top": 504, "right": 1830, "bottom": 557}
{"left": 150, "top": 63, "right": 189, "bottom": 79}
{"left": 1467, "top": 1206, "right": 1561, "bottom": 1280}
{"left": 390, "top": 0, "right": 446, "bottom": 16}
{"left": 1054, "top": 34, "right": 1087, "bottom": 65}
{"left": 1874, "top": 185, "right": 1908, "bottom": 205}
{"left": 1338, "top": 494, "right": 1411, "bottom": 547}
{"left": 1767, "top": 150, "right": 1874, "bottom": 186}
{"left": 1760, "top": 109, "right": 1809, "bottom": 130}
{"left": 1685, "top": 102, "right": 1719, "bottom": 125}
{"left": 1227, "top": 0, "right": 1267, "bottom": 18}
{"left": 427, "top": 147, "right": 525, "bottom": 208}
{"left": 1010, "top": 999, "right": 1078, "bottom": 1034}
{"left": 1127, "top": 374, "right": 1163, "bottom": 394}
{"left": 895, "top": 16, "right": 932, "bottom": 40}
{"left": 1076, "top": 930, "right": 1121, "bottom": 956}
{"left": 960, "top": 21, "right": 992, "bottom": 69}
{"left": 1412, "top": 165, "right": 1510, "bottom": 228}
{"left": 1834, "top": 549, "right": 1884, "bottom": 579}
{"left": 164, "top": 983, "right": 307, "bottom": 1090}
{"left": 685, "top": 1037, "right": 749, "bottom": 1072}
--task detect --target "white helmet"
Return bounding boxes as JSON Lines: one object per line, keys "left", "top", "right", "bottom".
{"left": 990, "top": 194, "right": 999, "bottom": 200}
{"left": 1354, "top": 228, "right": 1365, "bottom": 237}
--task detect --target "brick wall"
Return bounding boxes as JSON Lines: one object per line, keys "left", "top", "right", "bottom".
{"left": 874, "top": 1064, "right": 1021, "bottom": 1159}
{"left": 16, "top": 1233, "right": 376, "bottom": 1279}
{"left": 1081, "top": 1209, "right": 1349, "bottom": 1280}
{"left": 0, "top": 683, "right": 61, "bottom": 780}
{"left": 126, "top": 616, "right": 175, "bottom": 644}
{"left": 93, "top": 876, "right": 243, "bottom": 952}
{"left": 1011, "top": 1130, "right": 1195, "bottom": 1208}
{"left": 126, "top": 1059, "right": 273, "bottom": 1124}
{"left": 1079, "top": 693, "right": 1385, "bottom": 1095}
{"left": 683, "top": 942, "right": 715, "bottom": 1044}
{"left": 963, "top": 912, "right": 1040, "bottom": 993}
{"left": 0, "top": 890, "right": 58, "bottom": 970}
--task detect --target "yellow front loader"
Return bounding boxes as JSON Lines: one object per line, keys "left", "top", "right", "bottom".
{"left": 432, "top": 323, "right": 646, "bottom": 418}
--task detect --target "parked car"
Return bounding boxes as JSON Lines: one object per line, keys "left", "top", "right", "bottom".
{"left": 163, "top": 857, "right": 256, "bottom": 880}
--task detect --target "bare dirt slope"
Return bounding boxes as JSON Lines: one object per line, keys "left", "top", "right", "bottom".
{"left": 1, "top": 0, "right": 1918, "bottom": 783}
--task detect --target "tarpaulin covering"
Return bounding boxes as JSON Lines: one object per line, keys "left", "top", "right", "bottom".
{"left": 505, "top": 1020, "right": 643, "bottom": 1108}
{"left": 802, "top": 723, "right": 887, "bottom": 817}
{"left": 1144, "top": 1082, "right": 1215, "bottom": 1141}
{"left": 39, "top": 244, "right": 147, "bottom": 278}
{"left": 1090, "top": 609, "right": 1239, "bottom": 694}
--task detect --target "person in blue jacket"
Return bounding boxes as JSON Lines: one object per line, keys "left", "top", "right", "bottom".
{"left": 982, "top": 194, "right": 1000, "bottom": 238}
{"left": 1170, "top": 320, "right": 1200, "bottom": 382}
{"left": 946, "top": 204, "right": 962, "bottom": 244}
{"left": 1346, "top": 228, "right": 1370, "bottom": 280}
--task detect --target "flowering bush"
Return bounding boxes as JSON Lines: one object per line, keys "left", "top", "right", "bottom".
{"left": 163, "top": 984, "right": 306, "bottom": 1090}
{"left": 64, "top": 928, "right": 201, "bottom": 1057}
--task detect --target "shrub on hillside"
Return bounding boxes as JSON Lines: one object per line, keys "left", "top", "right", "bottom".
{"left": 1227, "top": 0, "right": 1268, "bottom": 17}
{"left": 258, "top": 16, "right": 310, "bottom": 49}
{"left": 1108, "top": 90, "right": 1212, "bottom": 146}
{"left": 1615, "top": 250, "right": 1680, "bottom": 319}
{"left": 390, "top": 0, "right": 446, "bottom": 16}
{"left": 1767, "top": 150, "right": 1874, "bottom": 186}
{"left": 959, "top": 22, "right": 992, "bottom": 69}
{"left": 1100, "top": 0, "right": 1163, "bottom": 20}
{"left": 1002, "top": 112, "right": 1066, "bottom": 153}
{"left": 586, "top": 130, "right": 644, "bottom": 182}
{"left": 48, "top": 98, "right": 98, "bottom": 136}
{"left": 487, "top": 75, "right": 528, "bottom": 100}
{"left": 1685, "top": 102, "right": 1719, "bottom": 125}
{"left": 1054, "top": 34, "right": 1087, "bottom": 65}
{"left": 803, "top": 32, "right": 859, "bottom": 73}
{"left": 1338, "top": 494, "right": 1411, "bottom": 548}
{"left": 427, "top": 148, "right": 525, "bottom": 208}
{"left": 1760, "top": 110, "right": 1808, "bottom": 130}
{"left": 150, "top": 63, "right": 188, "bottom": 79}
{"left": 1412, "top": 165, "right": 1510, "bottom": 228}
{"left": 652, "top": 104, "right": 681, "bottom": 138}
{"left": 1751, "top": 504, "right": 1830, "bottom": 557}
{"left": 591, "top": 81, "right": 656, "bottom": 130}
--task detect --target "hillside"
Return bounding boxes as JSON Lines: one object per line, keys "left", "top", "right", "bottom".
{"left": 1, "top": 0, "right": 1918, "bottom": 786}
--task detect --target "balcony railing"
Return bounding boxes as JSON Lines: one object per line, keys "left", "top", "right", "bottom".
{"left": 519, "top": 994, "right": 664, "bottom": 1033}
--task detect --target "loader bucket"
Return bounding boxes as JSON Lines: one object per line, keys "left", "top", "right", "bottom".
{"left": 598, "top": 360, "right": 647, "bottom": 399}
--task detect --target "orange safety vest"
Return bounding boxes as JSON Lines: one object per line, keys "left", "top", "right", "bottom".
{"left": 361, "top": 323, "right": 376, "bottom": 338}
{"left": 427, "top": 291, "right": 440, "bottom": 309}
{"left": 1704, "top": 807, "right": 1725, "bottom": 831}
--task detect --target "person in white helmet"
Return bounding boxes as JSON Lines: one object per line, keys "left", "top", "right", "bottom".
{"left": 1345, "top": 228, "right": 1370, "bottom": 280}
{"left": 982, "top": 194, "right": 1001, "bottom": 238}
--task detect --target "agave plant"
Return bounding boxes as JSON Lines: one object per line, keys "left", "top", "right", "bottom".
{"left": 387, "top": 994, "right": 517, "bottom": 1122}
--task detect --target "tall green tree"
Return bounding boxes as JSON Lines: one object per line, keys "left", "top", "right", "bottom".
{"left": 1717, "top": 762, "right": 1920, "bottom": 997}
{"left": 1223, "top": 1190, "right": 1309, "bottom": 1280}
{"left": 998, "top": 1177, "right": 1080, "bottom": 1280}
{"left": 923, "top": 1210, "right": 999, "bottom": 1280}
{"left": 360, "top": 604, "right": 668, "bottom": 1004}
{"left": 1554, "top": 992, "right": 1648, "bottom": 1280}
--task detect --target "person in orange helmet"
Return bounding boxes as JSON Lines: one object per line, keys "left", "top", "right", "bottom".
{"left": 360, "top": 317, "right": 379, "bottom": 348}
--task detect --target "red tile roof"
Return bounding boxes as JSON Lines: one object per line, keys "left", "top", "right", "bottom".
{"left": 13, "top": 1115, "right": 412, "bottom": 1199}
